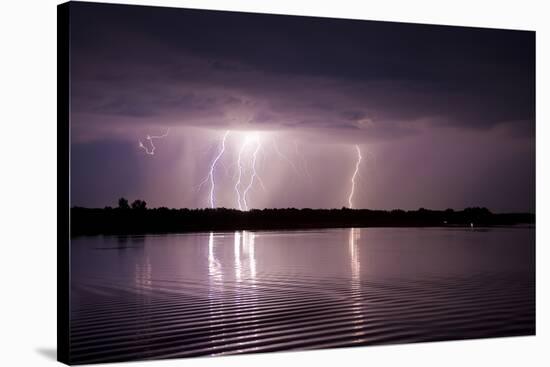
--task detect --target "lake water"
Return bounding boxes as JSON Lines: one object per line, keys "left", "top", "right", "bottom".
{"left": 70, "top": 227, "right": 535, "bottom": 364}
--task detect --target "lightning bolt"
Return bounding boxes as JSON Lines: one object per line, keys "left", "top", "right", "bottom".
{"left": 198, "top": 131, "right": 230, "bottom": 208}
{"left": 139, "top": 129, "right": 169, "bottom": 155}
{"left": 348, "top": 145, "right": 362, "bottom": 209}
{"left": 196, "top": 131, "right": 328, "bottom": 210}
{"left": 234, "top": 140, "right": 249, "bottom": 210}
{"left": 242, "top": 138, "right": 261, "bottom": 211}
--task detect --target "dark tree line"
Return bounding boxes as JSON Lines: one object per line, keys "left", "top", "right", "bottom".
{"left": 70, "top": 198, "right": 535, "bottom": 236}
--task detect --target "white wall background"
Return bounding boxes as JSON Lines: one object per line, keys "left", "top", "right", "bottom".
{"left": 0, "top": 0, "right": 547, "bottom": 366}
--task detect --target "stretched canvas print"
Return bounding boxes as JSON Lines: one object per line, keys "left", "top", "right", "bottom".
{"left": 58, "top": 1, "right": 536, "bottom": 365}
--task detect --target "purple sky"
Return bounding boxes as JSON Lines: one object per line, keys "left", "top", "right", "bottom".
{"left": 69, "top": 2, "right": 535, "bottom": 212}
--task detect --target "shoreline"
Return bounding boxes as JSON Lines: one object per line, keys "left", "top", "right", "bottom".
{"left": 72, "top": 224, "right": 535, "bottom": 238}
{"left": 71, "top": 207, "right": 535, "bottom": 237}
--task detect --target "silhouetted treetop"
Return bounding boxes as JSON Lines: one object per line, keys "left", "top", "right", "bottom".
{"left": 118, "top": 197, "right": 129, "bottom": 210}
{"left": 131, "top": 200, "right": 147, "bottom": 210}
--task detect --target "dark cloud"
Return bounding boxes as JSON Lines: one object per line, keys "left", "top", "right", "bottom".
{"left": 69, "top": 2, "right": 534, "bottom": 141}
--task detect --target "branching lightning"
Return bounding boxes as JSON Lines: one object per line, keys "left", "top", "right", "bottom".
{"left": 348, "top": 145, "right": 362, "bottom": 209}
{"left": 132, "top": 122, "right": 376, "bottom": 211}
{"left": 139, "top": 129, "right": 169, "bottom": 155}
{"left": 234, "top": 140, "right": 249, "bottom": 210}
{"left": 191, "top": 130, "right": 365, "bottom": 210}
{"left": 242, "top": 138, "right": 261, "bottom": 211}
{"left": 198, "top": 131, "right": 230, "bottom": 208}
{"left": 196, "top": 131, "right": 268, "bottom": 210}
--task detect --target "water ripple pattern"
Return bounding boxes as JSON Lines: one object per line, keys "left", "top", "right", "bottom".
{"left": 70, "top": 227, "right": 535, "bottom": 364}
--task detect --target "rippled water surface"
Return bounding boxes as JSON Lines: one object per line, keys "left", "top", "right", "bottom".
{"left": 71, "top": 227, "right": 535, "bottom": 364}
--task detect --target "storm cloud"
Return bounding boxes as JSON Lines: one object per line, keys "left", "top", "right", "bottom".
{"left": 69, "top": 2, "right": 535, "bottom": 212}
